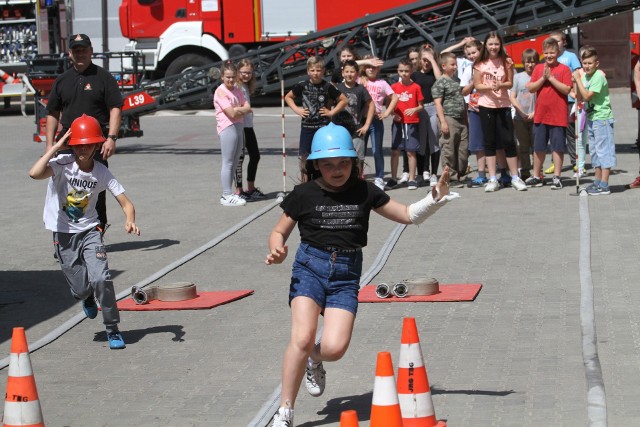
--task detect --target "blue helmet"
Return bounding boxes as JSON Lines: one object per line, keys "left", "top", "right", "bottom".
{"left": 307, "top": 123, "right": 357, "bottom": 160}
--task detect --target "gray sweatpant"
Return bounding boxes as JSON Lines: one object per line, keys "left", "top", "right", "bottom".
{"left": 219, "top": 122, "right": 245, "bottom": 196}
{"left": 54, "top": 227, "right": 120, "bottom": 330}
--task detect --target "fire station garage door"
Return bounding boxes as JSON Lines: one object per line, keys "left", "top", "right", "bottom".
{"left": 261, "top": 0, "right": 316, "bottom": 37}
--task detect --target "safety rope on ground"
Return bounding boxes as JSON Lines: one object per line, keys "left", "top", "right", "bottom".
{"left": 0, "top": 198, "right": 283, "bottom": 370}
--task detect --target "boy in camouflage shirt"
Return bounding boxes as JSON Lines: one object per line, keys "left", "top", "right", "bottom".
{"left": 433, "top": 52, "right": 469, "bottom": 186}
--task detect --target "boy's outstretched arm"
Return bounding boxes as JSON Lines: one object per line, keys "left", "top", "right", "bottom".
{"left": 29, "top": 129, "right": 72, "bottom": 180}
{"left": 115, "top": 193, "right": 140, "bottom": 235}
{"left": 265, "top": 213, "right": 296, "bottom": 265}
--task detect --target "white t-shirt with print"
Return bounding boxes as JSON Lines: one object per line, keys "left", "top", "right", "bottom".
{"left": 43, "top": 154, "right": 125, "bottom": 233}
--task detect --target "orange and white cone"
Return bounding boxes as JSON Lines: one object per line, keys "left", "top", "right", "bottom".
{"left": 397, "top": 317, "right": 446, "bottom": 427}
{"left": 370, "top": 351, "right": 403, "bottom": 427}
{"left": 0, "top": 69, "right": 15, "bottom": 84}
{"left": 340, "top": 409, "right": 359, "bottom": 426}
{"left": 2, "top": 327, "right": 44, "bottom": 427}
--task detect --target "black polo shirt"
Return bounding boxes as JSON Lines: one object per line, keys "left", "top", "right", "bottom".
{"left": 47, "top": 63, "right": 123, "bottom": 130}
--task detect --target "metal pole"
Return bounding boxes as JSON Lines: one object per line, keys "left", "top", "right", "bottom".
{"left": 101, "top": 0, "right": 108, "bottom": 69}
{"left": 279, "top": 78, "right": 287, "bottom": 196}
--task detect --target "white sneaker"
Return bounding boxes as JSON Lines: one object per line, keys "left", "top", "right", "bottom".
{"left": 398, "top": 172, "right": 410, "bottom": 184}
{"left": 511, "top": 177, "right": 527, "bottom": 191}
{"left": 374, "top": 178, "right": 385, "bottom": 190}
{"left": 305, "top": 360, "right": 326, "bottom": 397}
{"left": 423, "top": 171, "right": 431, "bottom": 181}
{"left": 220, "top": 194, "right": 247, "bottom": 206}
{"left": 272, "top": 406, "right": 294, "bottom": 427}
{"left": 484, "top": 179, "right": 499, "bottom": 192}
{"left": 429, "top": 175, "right": 438, "bottom": 187}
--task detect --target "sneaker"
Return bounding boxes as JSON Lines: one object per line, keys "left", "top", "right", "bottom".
{"left": 374, "top": 177, "right": 385, "bottom": 190}
{"left": 237, "top": 191, "right": 251, "bottom": 200}
{"left": 429, "top": 175, "right": 438, "bottom": 187}
{"left": 384, "top": 178, "right": 398, "bottom": 190}
{"left": 220, "top": 194, "right": 247, "bottom": 206}
{"left": 525, "top": 176, "right": 544, "bottom": 187}
{"left": 544, "top": 164, "right": 555, "bottom": 175}
{"left": 398, "top": 172, "right": 410, "bottom": 184}
{"left": 550, "top": 177, "right": 563, "bottom": 190}
{"left": 82, "top": 296, "right": 98, "bottom": 319}
{"left": 598, "top": 185, "right": 611, "bottom": 195}
{"left": 484, "top": 179, "right": 499, "bottom": 192}
{"left": 586, "top": 184, "right": 608, "bottom": 196}
{"left": 423, "top": 171, "right": 431, "bottom": 181}
{"left": 305, "top": 360, "right": 326, "bottom": 397}
{"left": 467, "top": 176, "right": 488, "bottom": 188}
{"left": 407, "top": 180, "right": 418, "bottom": 190}
{"left": 628, "top": 176, "right": 640, "bottom": 189}
{"left": 271, "top": 406, "right": 294, "bottom": 427}
{"left": 498, "top": 174, "right": 511, "bottom": 188}
{"left": 247, "top": 188, "right": 267, "bottom": 201}
{"left": 511, "top": 176, "right": 528, "bottom": 191}
{"left": 107, "top": 332, "right": 126, "bottom": 350}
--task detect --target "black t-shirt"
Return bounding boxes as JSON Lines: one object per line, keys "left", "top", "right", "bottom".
{"left": 47, "top": 63, "right": 123, "bottom": 130}
{"left": 291, "top": 79, "right": 343, "bottom": 129}
{"left": 281, "top": 178, "right": 390, "bottom": 250}
{"left": 411, "top": 70, "right": 436, "bottom": 104}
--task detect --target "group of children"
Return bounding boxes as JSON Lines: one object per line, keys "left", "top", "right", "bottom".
{"left": 284, "top": 31, "right": 616, "bottom": 196}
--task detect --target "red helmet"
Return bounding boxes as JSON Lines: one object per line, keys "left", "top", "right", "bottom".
{"left": 68, "top": 114, "right": 105, "bottom": 146}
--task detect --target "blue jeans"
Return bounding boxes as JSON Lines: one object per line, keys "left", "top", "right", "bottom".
{"left": 365, "top": 118, "right": 385, "bottom": 179}
{"left": 289, "top": 243, "right": 363, "bottom": 315}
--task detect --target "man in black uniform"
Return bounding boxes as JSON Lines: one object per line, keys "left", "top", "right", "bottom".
{"left": 46, "top": 34, "right": 123, "bottom": 233}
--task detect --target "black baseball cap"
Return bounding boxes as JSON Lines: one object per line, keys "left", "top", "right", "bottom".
{"left": 69, "top": 34, "right": 92, "bottom": 49}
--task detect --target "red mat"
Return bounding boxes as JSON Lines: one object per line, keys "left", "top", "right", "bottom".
{"left": 114, "top": 290, "right": 254, "bottom": 311}
{"left": 358, "top": 284, "right": 482, "bottom": 303}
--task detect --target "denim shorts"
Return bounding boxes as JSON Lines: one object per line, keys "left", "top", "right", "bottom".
{"left": 587, "top": 118, "right": 616, "bottom": 169}
{"left": 289, "top": 243, "right": 363, "bottom": 315}
{"left": 533, "top": 123, "right": 566, "bottom": 153}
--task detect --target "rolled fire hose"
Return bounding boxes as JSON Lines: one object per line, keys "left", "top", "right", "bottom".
{"left": 375, "top": 277, "right": 439, "bottom": 298}
{"left": 131, "top": 282, "right": 198, "bottom": 304}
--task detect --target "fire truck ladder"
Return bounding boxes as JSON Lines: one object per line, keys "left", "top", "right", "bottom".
{"left": 125, "top": 0, "right": 639, "bottom": 117}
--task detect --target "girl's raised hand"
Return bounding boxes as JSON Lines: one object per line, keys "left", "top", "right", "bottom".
{"left": 433, "top": 166, "right": 450, "bottom": 200}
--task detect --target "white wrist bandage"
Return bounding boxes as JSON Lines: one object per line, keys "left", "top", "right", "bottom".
{"left": 408, "top": 190, "right": 460, "bottom": 225}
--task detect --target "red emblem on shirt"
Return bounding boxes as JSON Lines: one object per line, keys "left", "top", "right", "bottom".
{"left": 84, "top": 83, "right": 92, "bottom": 91}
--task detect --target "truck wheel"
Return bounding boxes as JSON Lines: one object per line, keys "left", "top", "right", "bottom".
{"left": 165, "top": 54, "right": 214, "bottom": 109}
{"left": 228, "top": 44, "right": 247, "bottom": 59}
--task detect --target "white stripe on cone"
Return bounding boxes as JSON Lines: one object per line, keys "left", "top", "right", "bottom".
{"left": 398, "top": 391, "right": 435, "bottom": 418}
{"left": 8, "top": 353, "right": 34, "bottom": 377}
{"left": 398, "top": 344, "right": 424, "bottom": 368}
{"left": 2, "top": 400, "right": 44, "bottom": 425}
{"left": 371, "top": 376, "right": 399, "bottom": 405}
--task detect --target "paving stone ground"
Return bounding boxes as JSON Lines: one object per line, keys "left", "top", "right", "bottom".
{"left": 0, "top": 89, "right": 638, "bottom": 426}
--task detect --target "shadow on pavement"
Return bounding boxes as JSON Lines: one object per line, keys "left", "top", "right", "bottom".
{"left": 0, "top": 269, "right": 124, "bottom": 346}
{"left": 300, "top": 392, "right": 373, "bottom": 426}
{"left": 93, "top": 324, "right": 186, "bottom": 344}
{"left": 106, "top": 238, "right": 180, "bottom": 252}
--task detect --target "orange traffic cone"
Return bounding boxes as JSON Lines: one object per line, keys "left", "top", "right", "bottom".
{"left": 340, "top": 409, "right": 359, "bottom": 426}
{"left": 397, "top": 317, "right": 446, "bottom": 427}
{"left": 2, "top": 327, "right": 44, "bottom": 427}
{"left": 370, "top": 351, "right": 403, "bottom": 427}
{"left": 0, "top": 69, "right": 15, "bottom": 84}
